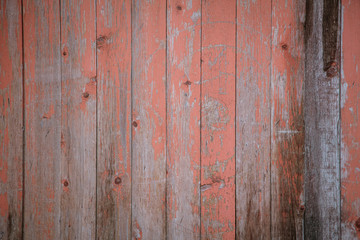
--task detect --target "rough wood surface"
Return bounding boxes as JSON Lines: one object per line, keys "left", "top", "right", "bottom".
{"left": 2, "top": 1, "right": 359, "bottom": 239}
{"left": 235, "top": 0, "right": 271, "bottom": 239}
{"left": 166, "top": 0, "right": 201, "bottom": 239}
{"left": 341, "top": 0, "right": 360, "bottom": 238}
{"left": 131, "top": 0, "right": 167, "bottom": 239}
{"left": 304, "top": 0, "right": 341, "bottom": 239}
{"left": 23, "top": 0, "right": 62, "bottom": 238}
{"left": 271, "top": 0, "right": 305, "bottom": 239}
{"left": 200, "top": 0, "right": 236, "bottom": 238}
{"left": 0, "top": 0, "right": 23, "bottom": 239}
{"left": 96, "top": 0, "right": 132, "bottom": 239}
{"left": 60, "top": 0, "right": 97, "bottom": 239}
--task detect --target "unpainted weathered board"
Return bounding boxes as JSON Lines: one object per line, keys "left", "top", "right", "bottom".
{"left": 200, "top": 0, "right": 236, "bottom": 238}
{"left": 23, "top": 0, "right": 62, "bottom": 238}
{"left": 271, "top": 0, "right": 305, "bottom": 239}
{"left": 166, "top": 0, "right": 201, "bottom": 239}
{"left": 0, "top": 0, "right": 23, "bottom": 239}
{"left": 131, "top": 0, "right": 167, "bottom": 239}
{"left": 60, "top": 0, "right": 97, "bottom": 239}
{"left": 96, "top": 0, "right": 132, "bottom": 239}
{"left": 235, "top": 0, "right": 271, "bottom": 239}
{"left": 341, "top": 0, "right": 360, "bottom": 238}
{"left": 305, "top": 0, "right": 341, "bottom": 239}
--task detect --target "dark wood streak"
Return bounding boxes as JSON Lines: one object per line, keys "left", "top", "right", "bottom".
{"left": 304, "top": 0, "right": 341, "bottom": 239}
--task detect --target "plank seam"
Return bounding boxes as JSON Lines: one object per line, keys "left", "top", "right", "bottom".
{"left": 338, "top": 1, "right": 342, "bottom": 238}
{"left": 269, "top": 0, "right": 273, "bottom": 238}
{"left": 165, "top": 0, "right": 168, "bottom": 238}
{"left": 234, "top": 0, "right": 237, "bottom": 238}
{"left": 95, "top": 0, "right": 98, "bottom": 238}
{"left": 199, "top": 0, "right": 203, "bottom": 238}
{"left": 21, "top": 0, "right": 25, "bottom": 238}
{"left": 130, "top": 0, "right": 134, "bottom": 238}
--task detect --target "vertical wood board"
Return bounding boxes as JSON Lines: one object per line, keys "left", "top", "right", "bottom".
{"left": 341, "top": 0, "right": 360, "bottom": 238}
{"left": 0, "top": 0, "right": 23, "bottom": 239}
{"left": 304, "top": 0, "right": 341, "bottom": 239}
{"left": 271, "top": 0, "right": 306, "bottom": 239}
{"left": 131, "top": 0, "right": 167, "bottom": 238}
{"left": 60, "top": 0, "right": 97, "bottom": 239}
{"left": 96, "top": 0, "right": 132, "bottom": 239}
{"left": 200, "top": 0, "right": 236, "bottom": 238}
{"left": 166, "top": 0, "right": 201, "bottom": 239}
{"left": 23, "top": 0, "right": 62, "bottom": 238}
{"left": 236, "top": 0, "right": 271, "bottom": 239}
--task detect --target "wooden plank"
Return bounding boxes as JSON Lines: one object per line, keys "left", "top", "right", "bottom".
{"left": 200, "top": 0, "right": 236, "bottom": 238}
{"left": 60, "top": 0, "right": 97, "bottom": 239}
{"left": 235, "top": 0, "right": 271, "bottom": 239}
{"left": 23, "top": 0, "right": 62, "bottom": 239}
{"left": 341, "top": 0, "right": 360, "bottom": 238}
{"left": 131, "top": 0, "right": 167, "bottom": 238}
{"left": 304, "top": 0, "right": 341, "bottom": 239}
{"left": 96, "top": 0, "right": 132, "bottom": 239}
{"left": 0, "top": 0, "right": 23, "bottom": 239}
{"left": 166, "top": 0, "right": 201, "bottom": 239}
{"left": 270, "top": 0, "right": 306, "bottom": 239}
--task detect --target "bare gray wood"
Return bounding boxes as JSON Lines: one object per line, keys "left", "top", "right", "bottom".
{"left": 0, "top": 0, "right": 23, "bottom": 239}
{"left": 60, "top": 0, "right": 97, "bottom": 239}
{"left": 96, "top": 0, "right": 132, "bottom": 239}
{"left": 236, "top": 0, "right": 271, "bottom": 239}
{"left": 23, "top": 0, "right": 62, "bottom": 238}
{"left": 304, "top": 0, "right": 341, "bottom": 239}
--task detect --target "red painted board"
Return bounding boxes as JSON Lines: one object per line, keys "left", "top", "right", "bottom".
{"left": 200, "top": 0, "right": 236, "bottom": 239}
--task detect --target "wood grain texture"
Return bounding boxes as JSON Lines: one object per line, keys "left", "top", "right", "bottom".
{"left": 341, "top": 0, "right": 360, "bottom": 238}
{"left": 23, "top": 0, "right": 62, "bottom": 238}
{"left": 60, "top": 0, "right": 97, "bottom": 239}
{"left": 271, "top": 0, "right": 305, "bottom": 239}
{"left": 96, "top": 0, "right": 132, "bottom": 239}
{"left": 0, "top": 0, "right": 23, "bottom": 239}
{"left": 166, "top": 0, "right": 201, "bottom": 239}
{"left": 200, "top": 0, "right": 236, "bottom": 239}
{"left": 235, "top": 0, "right": 271, "bottom": 239}
{"left": 131, "top": 0, "right": 167, "bottom": 239}
{"left": 304, "top": 0, "right": 341, "bottom": 239}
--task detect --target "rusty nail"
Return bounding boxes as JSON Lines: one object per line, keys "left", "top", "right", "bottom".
{"left": 83, "top": 92, "right": 89, "bottom": 98}
{"left": 64, "top": 180, "right": 69, "bottom": 187}
{"left": 115, "top": 177, "right": 122, "bottom": 185}
{"left": 63, "top": 51, "right": 67, "bottom": 56}
{"left": 132, "top": 121, "right": 138, "bottom": 127}
{"left": 355, "top": 217, "right": 360, "bottom": 231}
{"left": 300, "top": 205, "right": 305, "bottom": 211}
{"left": 176, "top": 5, "right": 182, "bottom": 10}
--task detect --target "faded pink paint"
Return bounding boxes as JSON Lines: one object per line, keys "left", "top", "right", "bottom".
{"left": 341, "top": 0, "right": 360, "bottom": 238}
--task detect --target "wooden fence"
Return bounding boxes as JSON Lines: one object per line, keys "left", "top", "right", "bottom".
{"left": 0, "top": 0, "right": 359, "bottom": 239}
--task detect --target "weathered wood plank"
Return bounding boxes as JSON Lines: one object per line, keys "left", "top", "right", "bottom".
{"left": 131, "top": 0, "right": 167, "bottom": 238}
{"left": 200, "top": 0, "right": 236, "bottom": 238}
{"left": 270, "top": 0, "right": 306, "bottom": 239}
{"left": 304, "top": 0, "right": 341, "bottom": 239}
{"left": 235, "top": 0, "right": 271, "bottom": 239}
{"left": 23, "top": 0, "right": 61, "bottom": 238}
{"left": 96, "top": 0, "right": 132, "bottom": 239}
{"left": 60, "top": 0, "right": 97, "bottom": 239}
{"left": 166, "top": 0, "right": 201, "bottom": 239}
{"left": 341, "top": 0, "right": 360, "bottom": 238}
{"left": 0, "top": 0, "right": 23, "bottom": 239}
